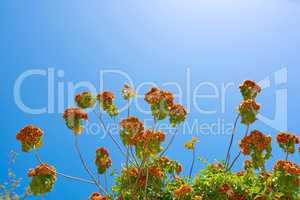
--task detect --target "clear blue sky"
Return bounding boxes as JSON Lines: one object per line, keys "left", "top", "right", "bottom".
{"left": 1, "top": 0, "right": 299, "bottom": 199}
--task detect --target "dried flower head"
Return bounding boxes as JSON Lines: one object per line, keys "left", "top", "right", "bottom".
{"left": 238, "top": 99, "right": 260, "bottom": 125}
{"left": 16, "top": 125, "right": 43, "bottom": 152}
{"left": 169, "top": 104, "right": 187, "bottom": 126}
{"left": 119, "top": 116, "right": 144, "bottom": 145}
{"left": 95, "top": 147, "right": 112, "bottom": 174}
{"left": 121, "top": 83, "right": 135, "bottom": 100}
{"left": 75, "top": 92, "right": 96, "bottom": 109}
{"left": 97, "top": 91, "right": 118, "bottom": 117}
{"left": 239, "top": 80, "right": 261, "bottom": 100}
{"left": 28, "top": 164, "right": 56, "bottom": 196}
{"left": 63, "top": 108, "right": 88, "bottom": 134}
{"left": 276, "top": 132, "right": 299, "bottom": 154}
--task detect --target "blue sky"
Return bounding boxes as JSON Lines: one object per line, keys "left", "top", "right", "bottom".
{"left": 1, "top": 0, "right": 300, "bottom": 199}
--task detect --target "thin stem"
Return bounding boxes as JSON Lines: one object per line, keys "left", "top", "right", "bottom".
{"left": 93, "top": 110, "right": 131, "bottom": 163}
{"left": 225, "top": 114, "right": 240, "bottom": 167}
{"left": 130, "top": 146, "right": 139, "bottom": 166}
{"left": 227, "top": 125, "right": 250, "bottom": 171}
{"left": 159, "top": 128, "right": 178, "bottom": 157}
{"left": 127, "top": 99, "right": 130, "bottom": 117}
{"left": 144, "top": 167, "right": 149, "bottom": 200}
{"left": 285, "top": 152, "right": 289, "bottom": 161}
{"left": 34, "top": 152, "right": 95, "bottom": 185}
{"left": 104, "top": 171, "right": 108, "bottom": 192}
{"left": 74, "top": 136, "right": 107, "bottom": 194}
{"left": 189, "top": 148, "right": 195, "bottom": 179}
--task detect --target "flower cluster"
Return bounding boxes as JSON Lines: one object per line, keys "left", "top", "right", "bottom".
{"left": 239, "top": 80, "right": 261, "bottom": 100}
{"left": 75, "top": 92, "right": 96, "bottom": 109}
{"left": 145, "top": 87, "right": 174, "bottom": 120}
{"left": 63, "top": 108, "right": 88, "bottom": 134}
{"left": 28, "top": 164, "right": 56, "bottom": 196}
{"left": 119, "top": 116, "right": 144, "bottom": 145}
{"left": 169, "top": 103, "right": 188, "bottom": 127}
{"left": 95, "top": 147, "right": 112, "bottom": 174}
{"left": 238, "top": 80, "right": 261, "bottom": 125}
{"left": 173, "top": 184, "right": 193, "bottom": 199}
{"left": 238, "top": 99, "right": 260, "bottom": 125}
{"left": 276, "top": 132, "right": 299, "bottom": 154}
{"left": 97, "top": 91, "right": 118, "bottom": 117}
{"left": 134, "top": 129, "right": 165, "bottom": 159}
{"left": 121, "top": 83, "right": 135, "bottom": 100}
{"left": 273, "top": 160, "right": 300, "bottom": 176}
{"left": 157, "top": 156, "right": 183, "bottom": 175}
{"left": 89, "top": 192, "right": 110, "bottom": 200}
{"left": 144, "top": 87, "right": 187, "bottom": 126}
{"left": 239, "top": 130, "right": 272, "bottom": 169}
{"left": 16, "top": 125, "right": 43, "bottom": 152}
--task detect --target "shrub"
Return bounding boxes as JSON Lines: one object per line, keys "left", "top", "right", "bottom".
{"left": 15, "top": 81, "right": 300, "bottom": 199}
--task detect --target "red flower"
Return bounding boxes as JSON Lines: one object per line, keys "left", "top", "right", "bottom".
{"left": 274, "top": 160, "right": 300, "bottom": 176}
{"left": 16, "top": 125, "right": 43, "bottom": 152}
{"left": 89, "top": 192, "right": 110, "bottom": 200}
{"left": 95, "top": 147, "right": 112, "bottom": 174}
{"left": 239, "top": 80, "right": 261, "bottom": 100}
{"left": 63, "top": 108, "right": 88, "bottom": 134}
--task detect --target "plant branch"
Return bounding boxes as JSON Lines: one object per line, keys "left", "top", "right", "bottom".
{"left": 74, "top": 136, "right": 107, "bottom": 194}
{"left": 159, "top": 128, "right": 178, "bottom": 157}
{"left": 189, "top": 148, "right": 195, "bottom": 179}
{"left": 225, "top": 114, "right": 240, "bottom": 167}
{"left": 34, "top": 152, "right": 95, "bottom": 185}
{"left": 227, "top": 125, "right": 250, "bottom": 171}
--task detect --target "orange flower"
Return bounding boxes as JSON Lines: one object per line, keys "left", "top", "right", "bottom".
{"left": 89, "top": 192, "right": 109, "bottom": 200}
{"left": 239, "top": 80, "right": 261, "bottom": 100}
{"left": 97, "top": 91, "right": 118, "bottom": 116}
{"left": 276, "top": 132, "right": 299, "bottom": 154}
{"left": 149, "top": 166, "right": 164, "bottom": 177}
{"left": 123, "top": 167, "right": 139, "bottom": 177}
{"left": 16, "top": 125, "right": 43, "bottom": 152}
{"left": 274, "top": 160, "right": 300, "bottom": 176}
{"left": 120, "top": 116, "right": 144, "bottom": 145}
{"left": 75, "top": 92, "right": 96, "bottom": 109}
{"left": 27, "top": 163, "right": 57, "bottom": 196}
{"left": 97, "top": 91, "right": 115, "bottom": 103}
{"left": 28, "top": 163, "right": 56, "bottom": 177}
{"left": 173, "top": 184, "right": 193, "bottom": 198}
{"left": 95, "top": 147, "right": 112, "bottom": 174}
{"left": 169, "top": 104, "right": 187, "bottom": 126}
{"left": 63, "top": 108, "right": 88, "bottom": 134}
{"left": 240, "top": 130, "right": 272, "bottom": 155}
{"left": 144, "top": 88, "right": 164, "bottom": 105}
{"left": 238, "top": 99, "right": 260, "bottom": 125}
{"left": 133, "top": 129, "right": 165, "bottom": 158}
{"left": 240, "top": 130, "right": 272, "bottom": 169}
{"left": 236, "top": 171, "right": 245, "bottom": 177}
{"left": 63, "top": 108, "right": 88, "bottom": 120}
